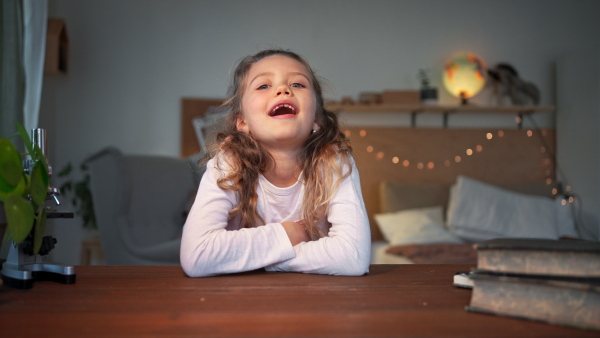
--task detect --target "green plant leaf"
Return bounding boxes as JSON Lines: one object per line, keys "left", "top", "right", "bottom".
{"left": 5, "top": 195, "right": 34, "bottom": 243}
{"left": 57, "top": 162, "right": 72, "bottom": 177}
{"left": 33, "top": 207, "right": 47, "bottom": 255}
{"left": 30, "top": 161, "right": 48, "bottom": 207}
{"left": 0, "top": 174, "right": 26, "bottom": 202}
{"left": 0, "top": 138, "right": 23, "bottom": 190}
{"left": 14, "top": 121, "right": 34, "bottom": 158}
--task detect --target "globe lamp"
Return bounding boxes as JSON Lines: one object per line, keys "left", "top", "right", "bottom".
{"left": 443, "top": 52, "right": 487, "bottom": 105}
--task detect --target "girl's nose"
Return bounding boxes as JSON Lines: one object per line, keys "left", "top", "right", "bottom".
{"left": 275, "top": 84, "right": 291, "bottom": 96}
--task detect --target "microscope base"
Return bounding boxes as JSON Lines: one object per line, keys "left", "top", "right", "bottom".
{"left": 1, "top": 262, "right": 76, "bottom": 289}
{"left": 0, "top": 241, "right": 76, "bottom": 289}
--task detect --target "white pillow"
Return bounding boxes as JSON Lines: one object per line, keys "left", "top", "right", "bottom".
{"left": 447, "top": 176, "right": 577, "bottom": 242}
{"left": 375, "top": 206, "right": 464, "bottom": 245}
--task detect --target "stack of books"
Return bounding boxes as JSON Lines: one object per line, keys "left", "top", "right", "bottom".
{"left": 464, "top": 238, "right": 600, "bottom": 330}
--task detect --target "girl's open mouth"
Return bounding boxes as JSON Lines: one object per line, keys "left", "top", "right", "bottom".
{"left": 269, "top": 103, "right": 297, "bottom": 117}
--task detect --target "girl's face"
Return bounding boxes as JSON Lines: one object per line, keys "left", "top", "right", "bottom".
{"left": 237, "top": 55, "right": 318, "bottom": 152}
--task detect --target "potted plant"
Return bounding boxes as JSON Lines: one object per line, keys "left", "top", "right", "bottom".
{"left": 0, "top": 122, "right": 49, "bottom": 255}
{"left": 57, "top": 162, "right": 96, "bottom": 231}
{"left": 418, "top": 68, "right": 438, "bottom": 105}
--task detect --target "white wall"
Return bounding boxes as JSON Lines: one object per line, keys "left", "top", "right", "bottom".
{"left": 556, "top": 49, "right": 600, "bottom": 240}
{"left": 39, "top": 0, "right": 600, "bottom": 265}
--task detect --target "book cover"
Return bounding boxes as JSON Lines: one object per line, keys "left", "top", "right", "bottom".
{"left": 467, "top": 272, "right": 600, "bottom": 330}
{"left": 475, "top": 238, "right": 600, "bottom": 278}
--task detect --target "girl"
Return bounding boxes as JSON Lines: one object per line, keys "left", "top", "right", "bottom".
{"left": 180, "top": 49, "right": 370, "bottom": 277}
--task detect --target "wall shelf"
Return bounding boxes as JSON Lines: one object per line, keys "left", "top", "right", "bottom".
{"left": 325, "top": 103, "right": 556, "bottom": 128}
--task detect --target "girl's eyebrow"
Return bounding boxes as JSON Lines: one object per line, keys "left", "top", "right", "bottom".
{"left": 249, "top": 71, "right": 310, "bottom": 85}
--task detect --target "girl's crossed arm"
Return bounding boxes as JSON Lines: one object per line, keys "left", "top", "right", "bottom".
{"left": 265, "top": 162, "right": 371, "bottom": 276}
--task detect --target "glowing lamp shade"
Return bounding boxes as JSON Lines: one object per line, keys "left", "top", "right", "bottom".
{"left": 443, "top": 52, "right": 487, "bottom": 104}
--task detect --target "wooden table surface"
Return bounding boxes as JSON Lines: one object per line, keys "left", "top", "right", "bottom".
{"left": 0, "top": 264, "right": 597, "bottom": 337}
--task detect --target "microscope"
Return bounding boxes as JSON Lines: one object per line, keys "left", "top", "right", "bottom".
{"left": 1, "top": 128, "right": 76, "bottom": 289}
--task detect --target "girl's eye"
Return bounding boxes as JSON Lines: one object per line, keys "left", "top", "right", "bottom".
{"left": 257, "top": 84, "right": 270, "bottom": 90}
{"left": 291, "top": 83, "right": 306, "bottom": 88}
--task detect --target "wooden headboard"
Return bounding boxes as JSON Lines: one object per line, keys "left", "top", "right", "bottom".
{"left": 343, "top": 127, "right": 555, "bottom": 240}
{"left": 180, "top": 98, "right": 224, "bottom": 157}
{"left": 181, "top": 98, "right": 556, "bottom": 240}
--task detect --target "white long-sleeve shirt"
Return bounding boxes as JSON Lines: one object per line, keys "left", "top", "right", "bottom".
{"left": 180, "top": 155, "right": 371, "bottom": 277}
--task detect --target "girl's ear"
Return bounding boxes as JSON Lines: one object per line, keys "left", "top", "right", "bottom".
{"left": 236, "top": 115, "right": 249, "bottom": 133}
{"left": 312, "top": 122, "right": 320, "bottom": 132}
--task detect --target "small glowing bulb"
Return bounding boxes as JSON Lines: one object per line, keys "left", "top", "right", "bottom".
{"left": 359, "top": 130, "right": 367, "bottom": 137}
{"left": 527, "top": 130, "right": 533, "bottom": 137}
{"left": 566, "top": 185, "right": 572, "bottom": 192}
{"left": 552, "top": 188, "right": 558, "bottom": 195}
{"left": 344, "top": 130, "right": 351, "bottom": 137}
{"left": 403, "top": 160, "right": 410, "bottom": 167}
{"left": 486, "top": 133, "right": 493, "bottom": 140}
{"left": 427, "top": 162, "right": 434, "bottom": 169}
{"left": 466, "top": 149, "right": 473, "bottom": 156}
{"left": 376, "top": 152, "right": 384, "bottom": 159}
{"left": 367, "top": 146, "right": 373, "bottom": 153}
{"left": 498, "top": 130, "right": 504, "bottom": 137}
{"left": 417, "top": 162, "right": 424, "bottom": 169}
{"left": 569, "top": 196, "right": 574, "bottom": 203}
{"left": 561, "top": 199, "right": 567, "bottom": 206}
{"left": 546, "top": 178, "right": 553, "bottom": 185}
{"left": 444, "top": 160, "right": 451, "bottom": 167}
{"left": 455, "top": 156, "right": 462, "bottom": 163}
{"left": 392, "top": 157, "right": 399, "bottom": 164}
{"left": 476, "top": 145, "right": 483, "bottom": 152}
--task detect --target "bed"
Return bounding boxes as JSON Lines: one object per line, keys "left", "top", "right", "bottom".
{"left": 370, "top": 177, "right": 577, "bottom": 264}
{"left": 340, "top": 125, "right": 580, "bottom": 264}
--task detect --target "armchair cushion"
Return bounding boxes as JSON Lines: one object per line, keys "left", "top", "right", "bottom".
{"left": 87, "top": 147, "right": 200, "bottom": 265}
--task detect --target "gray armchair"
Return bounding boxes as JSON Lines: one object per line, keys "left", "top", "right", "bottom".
{"left": 86, "top": 147, "right": 201, "bottom": 265}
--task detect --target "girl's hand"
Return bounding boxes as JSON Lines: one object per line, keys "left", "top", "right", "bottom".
{"left": 281, "top": 221, "right": 310, "bottom": 246}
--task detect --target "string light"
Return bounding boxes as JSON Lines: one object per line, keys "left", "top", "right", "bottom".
{"left": 347, "top": 128, "right": 554, "bottom": 183}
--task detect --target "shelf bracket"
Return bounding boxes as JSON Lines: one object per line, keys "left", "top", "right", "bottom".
{"left": 516, "top": 110, "right": 534, "bottom": 129}
{"left": 410, "top": 110, "right": 422, "bottom": 128}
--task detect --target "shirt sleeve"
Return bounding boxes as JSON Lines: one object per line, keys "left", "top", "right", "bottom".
{"left": 180, "top": 157, "right": 296, "bottom": 277}
{"left": 265, "top": 161, "right": 371, "bottom": 276}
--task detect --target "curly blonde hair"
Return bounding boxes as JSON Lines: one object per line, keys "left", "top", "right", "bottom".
{"left": 208, "top": 49, "right": 352, "bottom": 240}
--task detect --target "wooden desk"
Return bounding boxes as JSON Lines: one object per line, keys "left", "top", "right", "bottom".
{"left": 0, "top": 265, "right": 596, "bottom": 337}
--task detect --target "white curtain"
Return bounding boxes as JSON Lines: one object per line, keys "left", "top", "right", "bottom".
{"left": 0, "top": 0, "right": 47, "bottom": 139}
{"left": 22, "top": 0, "right": 47, "bottom": 133}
